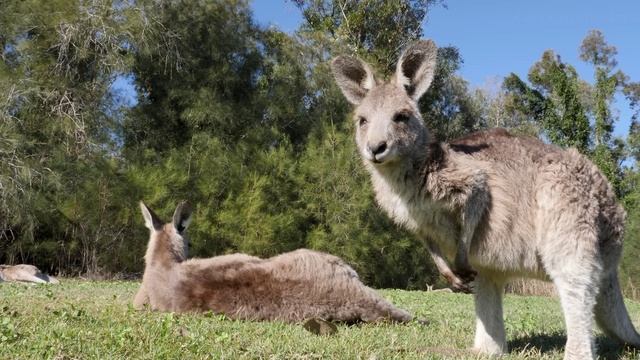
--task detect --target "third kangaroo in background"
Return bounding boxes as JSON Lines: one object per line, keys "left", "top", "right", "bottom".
{"left": 331, "top": 39, "right": 640, "bottom": 360}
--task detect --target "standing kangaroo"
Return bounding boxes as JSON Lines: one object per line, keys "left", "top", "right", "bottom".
{"left": 134, "top": 201, "right": 412, "bottom": 323}
{"left": 331, "top": 39, "right": 640, "bottom": 359}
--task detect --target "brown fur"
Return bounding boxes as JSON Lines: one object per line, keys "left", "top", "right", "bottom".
{"left": 134, "top": 201, "right": 412, "bottom": 323}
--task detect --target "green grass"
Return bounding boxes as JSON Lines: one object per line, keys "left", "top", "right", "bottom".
{"left": 1, "top": 280, "right": 640, "bottom": 359}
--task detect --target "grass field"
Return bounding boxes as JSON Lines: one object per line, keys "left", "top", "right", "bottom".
{"left": 1, "top": 280, "right": 640, "bottom": 359}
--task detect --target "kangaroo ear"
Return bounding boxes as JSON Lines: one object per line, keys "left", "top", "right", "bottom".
{"left": 172, "top": 201, "right": 193, "bottom": 234}
{"left": 395, "top": 40, "right": 438, "bottom": 101}
{"left": 330, "top": 56, "right": 376, "bottom": 105}
{"left": 140, "top": 201, "right": 163, "bottom": 231}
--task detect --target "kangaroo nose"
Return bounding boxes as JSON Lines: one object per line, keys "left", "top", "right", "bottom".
{"left": 369, "top": 141, "right": 387, "bottom": 156}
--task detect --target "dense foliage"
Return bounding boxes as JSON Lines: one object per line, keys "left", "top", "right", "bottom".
{"left": 2, "top": 0, "right": 640, "bottom": 292}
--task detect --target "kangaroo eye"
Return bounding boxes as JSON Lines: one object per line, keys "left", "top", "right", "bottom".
{"left": 393, "top": 113, "right": 411, "bottom": 123}
{"left": 358, "top": 116, "right": 368, "bottom": 127}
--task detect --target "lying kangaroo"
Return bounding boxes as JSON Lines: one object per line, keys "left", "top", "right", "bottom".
{"left": 0, "top": 264, "right": 59, "bottom": 284}
{"left": 134, "top": 201, "right": 412, "bottom": 323}
{"left": 331, "top": 39, "right": 640, "bottom": 359}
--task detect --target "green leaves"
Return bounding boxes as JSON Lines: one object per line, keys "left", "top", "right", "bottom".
{"left": 527, "top": 50, "right": 591, "bottom": 153}
{"left": 0, "top": 307, "right": 20, "bottom": 344}
{"left": 294, "top": 0, "right": 440, "bottom": 74}
{"left": 580, "top": 29, "right": 619, "bottom": 71}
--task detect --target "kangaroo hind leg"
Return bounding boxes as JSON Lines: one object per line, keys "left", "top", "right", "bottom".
{"left": 544, "top": 239, "right": 602, "bottom": 360}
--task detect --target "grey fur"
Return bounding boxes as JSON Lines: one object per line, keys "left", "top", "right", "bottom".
{"left": 0, "top": 264, "right": 59, "bottom": 284}
{"left": 331, "top": 39, "right": 640, "bottom": 359}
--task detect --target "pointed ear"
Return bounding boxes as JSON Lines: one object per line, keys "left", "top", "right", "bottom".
{"left": 140, "top": 201, "right": 163, "bottom": 231}
{"left": 330, "top": 56, "right": 376, "bottom": 105}
{"left": 395, "top": 40, "right": 438, "bottom": 101}
{"left": 172, "top": 201, "right": 193, "bottom": 234}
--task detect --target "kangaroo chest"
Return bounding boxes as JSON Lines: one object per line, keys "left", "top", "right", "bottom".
{"left": 373, "top": 180, "right": 460, "bottom": 255}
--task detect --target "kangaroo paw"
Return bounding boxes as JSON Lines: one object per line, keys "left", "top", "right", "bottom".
{"left": 454, "top": 267, "right": 477, "bottom": 284}
{"left": 442, "top": 271, "right": 475, "bottom": 294}
{"left": 450, "top": 278, "right": 474, "bottom": 294}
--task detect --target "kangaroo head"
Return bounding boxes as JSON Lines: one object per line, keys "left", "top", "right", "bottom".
{"left": 331, "top": 40, "right": 438, "bottom": 168}
{"left": 139, "top": 201, "right": 193, "bottom": 266}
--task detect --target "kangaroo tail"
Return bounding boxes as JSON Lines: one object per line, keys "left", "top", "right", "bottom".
{"left": 36, "top": 273, "right": 59, "bottom": 284}
{"left": 595, "top": 270, "right": 640, "bottom": 346}
{"left": 19, "top": 273, "right": 48, "bottom": 283}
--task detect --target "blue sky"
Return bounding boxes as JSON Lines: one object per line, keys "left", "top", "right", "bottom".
{"left": 251, "top": 0, "right": 640, "bottom": 137}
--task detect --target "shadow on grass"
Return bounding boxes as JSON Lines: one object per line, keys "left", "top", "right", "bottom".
{"left": 508, "top": 332, "right": 565, "bottom": 355}
{"left": 596, "top": 336, "right": 640, "bottom": 360}
{"left": 509, "top": 333, "right": 635, "bottom": 359}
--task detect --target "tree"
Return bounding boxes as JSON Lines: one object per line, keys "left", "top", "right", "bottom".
{"left": 580, "top": 29, "right": 618, "bottom": 72}
{"left": 528, "top": 51, "right": 591, "bottom": 152}
{"left": 501, "top": 53, "right": 591, "bottom": 153}
{"left": 492, "top": 74, "right": 544, "bottom": 136}
{"left": 0, "top": 0, "right": 146, "bottom": 272}
{"left": 579, "top": 30, "right": 626, "bottom": 192}
{"left": 620, "top": 85, "right": 640, "bottom": 291}
{"left": 624, "top": 83, "right": 640, "bottom": 162}
{"left": 124, "top": 0, "right": 263, "bottom": 153}
{"left": 121, "top": 0, "right": 317, "bottom": 266}
{"left": 293, "top": 0, "right": 441, "bottom": 74}
{"left": 419, "top": 47, "right": 487, "bottom": 140}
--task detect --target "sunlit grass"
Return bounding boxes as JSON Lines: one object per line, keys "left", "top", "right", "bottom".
{"left": 1, "top": 280, "right": 639, "bottom": 359}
